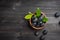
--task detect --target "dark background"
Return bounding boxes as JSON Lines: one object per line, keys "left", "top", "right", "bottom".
{"left": 0, "top": 0, "right": 60, "bottom": 40}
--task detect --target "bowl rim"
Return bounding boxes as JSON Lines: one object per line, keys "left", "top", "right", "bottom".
{"left": 29, "top": 12, "right": 47, "bottom": 30}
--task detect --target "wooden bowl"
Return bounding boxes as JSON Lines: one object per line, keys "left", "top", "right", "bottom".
{"left": 29, "top": 12, "right": 47, "bottom": 30}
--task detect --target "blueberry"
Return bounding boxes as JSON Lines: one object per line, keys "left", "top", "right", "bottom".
{"left": 32, "top": 16, "right": 35, "bottom": 20}
{"left": 54, "top": 12, "right": 60, "bottom": 18}
{"left": 33, "top": 18, "right": 38, "bottom": 22}
{"left": 59, "top": 21, "right": 60, "bottom": 25}
{"left": 32, "top": 17, "right": 38, "bottom": 23}
{"left": 34, "top": 22, "right": 36, "bottom": 25}
{"left": 41, "top": 23, "right": 45, "bottom": 26}
{"left": 40, "top": 22, "right": 43, "bottom": 24}
{"left": 42, "top": 30, "right": 48, "bottom": 35}
{"left": 37, "top": 24, "right": 40, "bottom": 27}
{"left": 39, "top": 16, "right": 43, "bottom": 21}
{"left": 33, "top": 22, "right": 37, "bottom": 26}
{"left": 34, "top": 31, "right": 39, "bottom": 36}
{"left": 36, "top": 21, "right": 43, "bottom": 27}
{"left": 39, "top": 35, "right": 45, "bottom": 40}
{"left": 39, "top": 22, "right": 43, "bottom": 25}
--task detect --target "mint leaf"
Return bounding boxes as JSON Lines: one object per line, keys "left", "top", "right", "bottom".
{"left": 42, "top": 17, "right": 48, "bottom": 23}
{"left": 24, "top": 12, "right": 33, "bottom": 20}
{"left": 36, "top": 8, "right": 41, "bottom": 18}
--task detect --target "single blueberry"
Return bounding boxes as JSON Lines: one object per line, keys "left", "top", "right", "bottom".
{"left": 54, "top": 12, "right": 60, "bottom": 18}
{"left": 32, "top": 17, "right": 38, "bottom": 23}
{"left": 33, "top": 18, "right": 38, "bottom": 22}
{"left": 42, "top": 30, "right": 48, "bottom": 35}
{"left": 32, "top": 16, "right": 35, "bottom": 20}
{"left": 34, "top": 31, "right": 39, "bottom": 36}
{"left": 40, "top": 21, "right": 42, "bottom": 24}
{"left": 39, "top": 22, "right": 43, "bottom": 25}
{"left": 59, "top": 21, "right": 60, "bottom": 25}
{"left": 33, "top": 22, "right": 37, "bottom": 26}
{"left": 40, "top": 22, "right": 45, "bottom": 27}
{"left": 39, "top": 35, "right": 45, "bottom": 40}
{"left": 39, "top": 16, "right": 43, "bottom": 21}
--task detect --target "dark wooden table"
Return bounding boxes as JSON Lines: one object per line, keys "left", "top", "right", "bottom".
{"left": 0, "top": 0, "right": 60, "bottom": 40}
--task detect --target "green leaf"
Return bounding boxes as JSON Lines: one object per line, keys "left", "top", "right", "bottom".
{"left": 36, "top": 8, "right": 41, "bottom": 18}
{"left": 42, "top": 17, "right": 48, "bottom": 23}
{"left": 24, "top": 12, "right": 33, "bottom": 20}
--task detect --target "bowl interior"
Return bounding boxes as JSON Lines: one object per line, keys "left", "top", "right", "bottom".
{"left": 31, "top": 13, "right": 46, "bottom": 27}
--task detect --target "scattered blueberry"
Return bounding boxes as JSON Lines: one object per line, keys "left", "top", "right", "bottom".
{"left": 42, "top": 30, "right": 48, "bottom": 35}
{"left": 34, "top": 31, "right": 39, "bottom": 36}
{"left": 54, "top": 12, "right": 60, "bottom": 18}
{"left": 59, "top": 21, "right": 60, "bottom": 25}
{"left": 39, "top": 35, "right": 45, "bottom": 40}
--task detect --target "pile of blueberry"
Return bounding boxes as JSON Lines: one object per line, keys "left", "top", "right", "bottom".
{"left": 31, "top": 14, "right": 45, "bottom": 27}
